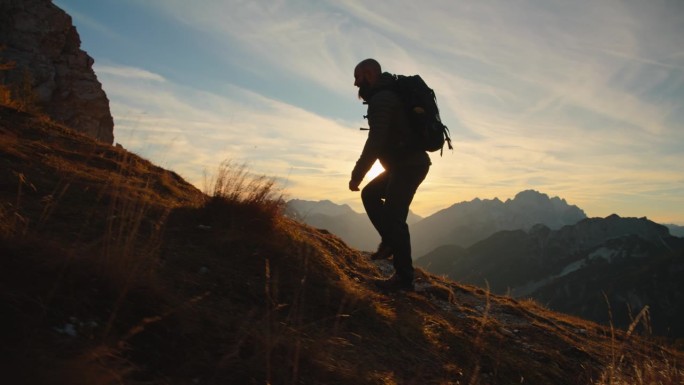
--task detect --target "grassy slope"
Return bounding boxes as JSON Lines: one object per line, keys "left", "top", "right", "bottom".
{"left": 1, "top": 105, "right": 682, "bottom": 384}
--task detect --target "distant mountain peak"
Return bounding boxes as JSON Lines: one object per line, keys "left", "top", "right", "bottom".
{"left": 511, "top": 189, "right": 549, "bottom": 201}
{"left": 411, "top": 190, "right": 588, "bottom": 256}
{"left": 286, "top": 198, "right": 355, "bottom": 218}
{"left": 508, "top": 190, "right": 569, "bottom": 206}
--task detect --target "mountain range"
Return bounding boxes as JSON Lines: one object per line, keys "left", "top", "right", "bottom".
{"left": 415, "top": 214, "right": 684, "bottom": 338}
{"left": 287, "top": 190, "right": 588, "bottom": 257}
{"left": 289, "top": 192, "right": 683, "bottom": 257}
{"left": 409, "top": 190, "right": 588, "bottom": 256}
{"left": 667, "top": 223, "right": 684, "bottom": 237}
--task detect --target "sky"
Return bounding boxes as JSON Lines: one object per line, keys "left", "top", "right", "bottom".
{"left": 53, "top": 0, "right": 684, "bottom": 224}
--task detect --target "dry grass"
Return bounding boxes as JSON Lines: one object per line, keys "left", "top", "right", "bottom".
{"left": 0, "top": 105, "right": 203, "bottom": 383}
{"left": 596, "top": 357, "right": 683, "bottom": 385}
{"left": 592, "top": 300, "right": 684, "bottom": 384}
{"left": 201, "top": 159, "right": 285, "bottom": 232}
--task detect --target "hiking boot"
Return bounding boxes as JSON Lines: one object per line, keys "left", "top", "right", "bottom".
{"left": 370, "top": 243, "right": 393, "bottom": 260}
{"left": 374, "top": 274, "right": 414, "bottom": 292}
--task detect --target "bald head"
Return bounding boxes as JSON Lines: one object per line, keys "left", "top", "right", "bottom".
{"left": 356, "top": 58, "right": 381, "bottom": 74}
{"left": 354, "top": 58, "right": 382, "bottom": 88}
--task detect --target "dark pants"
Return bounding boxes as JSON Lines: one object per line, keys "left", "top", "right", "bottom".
{"left": 361, "top": 164, "right": 429, "bottom": 283}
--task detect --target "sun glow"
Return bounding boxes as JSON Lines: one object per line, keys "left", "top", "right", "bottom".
{"left": 365, "top": 160, "right": 385, "bottom": 181}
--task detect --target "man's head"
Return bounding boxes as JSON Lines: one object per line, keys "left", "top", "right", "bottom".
{"left": 354, "top": 58, "right": 381, "bottom": 101}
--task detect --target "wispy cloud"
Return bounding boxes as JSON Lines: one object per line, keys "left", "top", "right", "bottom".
{"left": 95, "top": 64, "right": 167, "bottom": 82}
{"left": 88, "top": 0, "right": 683, "bottom": 222}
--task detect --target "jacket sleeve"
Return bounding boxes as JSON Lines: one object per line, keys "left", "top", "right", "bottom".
{"left": 350, "top": 90, "right": 396, "bottom": 183}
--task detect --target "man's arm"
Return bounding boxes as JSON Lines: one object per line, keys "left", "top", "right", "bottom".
{"left": 349, "top": 90, "right": 395, "bottom": 187}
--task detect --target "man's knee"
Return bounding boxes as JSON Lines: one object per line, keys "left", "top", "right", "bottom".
{"left": 361, "top": 184, "right": 379, "bottom": 205}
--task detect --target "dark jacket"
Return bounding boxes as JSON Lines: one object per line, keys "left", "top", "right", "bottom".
{"left": 351, "top": 73, "right": 431, "bottom": 184}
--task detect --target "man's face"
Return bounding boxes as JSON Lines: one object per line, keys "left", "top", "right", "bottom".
{"left": 354, "top": 67, "right": 370, "bottom": 88}
{"left": 354, "top": 67, "right": 373, "bottom": 101}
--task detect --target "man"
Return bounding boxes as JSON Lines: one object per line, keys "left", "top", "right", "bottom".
{"left": 349, "top": 58, "right": 431, "bottom": 292}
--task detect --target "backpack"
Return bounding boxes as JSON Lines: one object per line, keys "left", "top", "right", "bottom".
{"left": 392, "top": 74, "right": 453, "bottom": 155}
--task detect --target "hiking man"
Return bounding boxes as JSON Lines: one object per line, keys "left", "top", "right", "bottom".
{"left": 349, "top": 58, "right": 431, "bottom": 291}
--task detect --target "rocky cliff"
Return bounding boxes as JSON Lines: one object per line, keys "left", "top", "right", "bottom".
{"left": 0, "top": 0, "right": 114, "bottom": 143}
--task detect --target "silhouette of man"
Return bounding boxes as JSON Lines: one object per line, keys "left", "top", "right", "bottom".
{"left": 349, "top": 58, "right": 431, "bottom": 291}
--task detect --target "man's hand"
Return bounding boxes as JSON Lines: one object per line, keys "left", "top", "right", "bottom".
{"left": 349, "top": 179, "right": 360, "bottom": 191}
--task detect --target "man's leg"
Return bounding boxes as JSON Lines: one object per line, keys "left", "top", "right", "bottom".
{"left": 361, "top": 171, "right": 388, "bottom": 241}
{"left": 381, "top": 165, "right": 429, "bottom": 284}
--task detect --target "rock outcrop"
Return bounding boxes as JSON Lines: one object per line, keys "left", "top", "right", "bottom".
{"left": 0, "top": 0, "right": 114, "bottom": 143}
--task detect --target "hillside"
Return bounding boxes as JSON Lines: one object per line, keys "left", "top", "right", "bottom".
{"left": 1, "top": 105, "right": 683, "bottom": 384}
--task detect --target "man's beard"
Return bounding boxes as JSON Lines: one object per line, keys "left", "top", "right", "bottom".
{"left": 357, "top": 80, "right": 373, "bottom": 102}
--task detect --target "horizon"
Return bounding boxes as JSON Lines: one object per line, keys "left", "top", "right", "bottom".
{"left": 54, "top": 1, "right": 684, "bottom": 224}
{"left": 286, "top": 190, "right": 684, "bottom": 227}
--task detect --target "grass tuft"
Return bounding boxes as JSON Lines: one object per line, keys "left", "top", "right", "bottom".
{"left": 201, "top": 160, "right": 285, "bottom": 230}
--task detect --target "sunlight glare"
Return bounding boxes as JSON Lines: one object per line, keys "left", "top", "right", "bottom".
{"left": 366, "top": 161, "right": 385, "bottom": 181}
